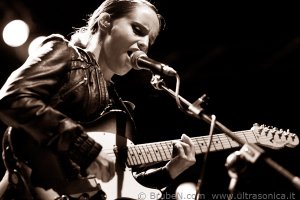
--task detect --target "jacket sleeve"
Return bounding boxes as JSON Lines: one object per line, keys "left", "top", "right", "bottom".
{"left": 134, "top": 166, "right": 174, "bottom": 189}
{"left": 0, "top": 34, "right": 101, "bottom": 171}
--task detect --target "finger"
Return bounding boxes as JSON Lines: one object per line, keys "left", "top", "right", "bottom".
{"left": 109, "top": 162, "right": 116, "bottom": 179}
{"left": 95, "top": 168, "right": 103, "bottom": 180}
{"left": 100, "top": 166, "right": 112, "bottom": 182}
{"left": 180, "top": 133, "right": 194, "bottom": 147}
{"left": 102, "top": 162, "right": 115, "bottom": 182}
{"left": 178, "top": 141, "right": 193, "bottom": 156}
{"left": 182, "top": 134, "right": 196, "bottom": 152}
{"left": 172, "top": 142, "right": 185, "bottom": 157}
{"left": 101, "top": 171, "right": 111, "bottom": 182}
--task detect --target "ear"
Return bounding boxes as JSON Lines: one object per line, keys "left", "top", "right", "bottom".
{"left": 98, "top": 12, "right": 111, "bottom": 32}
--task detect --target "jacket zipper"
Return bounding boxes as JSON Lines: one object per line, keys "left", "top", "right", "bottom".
{"left": 60, "top": 77, "right": 87, "bottom": 98}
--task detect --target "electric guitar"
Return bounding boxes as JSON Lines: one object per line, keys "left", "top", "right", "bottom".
{"left": 4, "top": 110, "right": 299, "bottom": 200}
{"left": 86, "top": 120, "right": 299, "bottom": 200}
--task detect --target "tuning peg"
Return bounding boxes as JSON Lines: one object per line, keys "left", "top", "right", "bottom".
{"left": 283, "top": 129, "right": 290, "bottom": 136}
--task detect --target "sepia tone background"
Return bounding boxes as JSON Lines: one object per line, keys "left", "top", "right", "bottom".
{"left": 1, "top": 0, "right": 300, "bottom": 197}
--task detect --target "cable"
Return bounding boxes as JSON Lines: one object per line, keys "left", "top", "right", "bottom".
{"left": 195, "top": 114, "right": 216, "bottom": 200}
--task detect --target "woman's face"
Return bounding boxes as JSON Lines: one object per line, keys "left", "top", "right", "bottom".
{"left": 100, "top": 4, "right": 160, "bottom": 77}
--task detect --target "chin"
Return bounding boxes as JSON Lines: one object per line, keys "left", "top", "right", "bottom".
{"left": 119, "top": 67, "right": 132, "bottom": 76}
{"left": 116, "top": 70, "right": 129, "bottom": 77}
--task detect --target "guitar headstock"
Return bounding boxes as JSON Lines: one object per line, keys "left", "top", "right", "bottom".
{"left": 251, "top": 123, "right": 299, "bottom": 149}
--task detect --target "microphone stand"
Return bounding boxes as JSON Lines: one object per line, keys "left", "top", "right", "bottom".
{"left": 150, "top": 74, "right": 300, "bottom": 196}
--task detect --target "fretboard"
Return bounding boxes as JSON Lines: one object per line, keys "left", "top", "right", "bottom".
{"left": 126, "top": 130, "right": 258, "bottom": 167}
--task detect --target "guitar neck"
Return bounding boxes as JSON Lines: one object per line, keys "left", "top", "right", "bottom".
{"left": 126, "top": 130, "right": 257, "bottom": 167}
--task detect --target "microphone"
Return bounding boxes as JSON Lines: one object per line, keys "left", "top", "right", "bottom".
{"left": 130, "top": 50, "right": 177, "bottom": 76}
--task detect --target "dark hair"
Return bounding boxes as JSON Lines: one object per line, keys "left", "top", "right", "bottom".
{"left": 70, "top": 0, "right": 164, "bottom": 47}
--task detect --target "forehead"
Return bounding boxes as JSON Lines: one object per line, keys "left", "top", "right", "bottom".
{"left": 128, "top": 4, "right": 160, "bottom": 38}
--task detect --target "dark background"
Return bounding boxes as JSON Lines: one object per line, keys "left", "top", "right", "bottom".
{"left": 1, "top": 0, "right": 300, "bottom": 197}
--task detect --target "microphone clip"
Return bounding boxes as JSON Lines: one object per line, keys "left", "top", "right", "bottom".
{"left": 188, "top": 94, "right": 208, "bottom": 116}
{"left": 150, "top": 74, "right": 165, "bottom": 90}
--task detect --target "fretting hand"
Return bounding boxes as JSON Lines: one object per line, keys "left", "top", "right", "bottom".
{"left": 166, "top": 133, "right": 196, "bottom": 179}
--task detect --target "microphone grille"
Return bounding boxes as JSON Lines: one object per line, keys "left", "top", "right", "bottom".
{"left": 130, "top": 50, "right": 146, "bottom": 69}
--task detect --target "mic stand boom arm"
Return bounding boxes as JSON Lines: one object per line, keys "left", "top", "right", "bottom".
{"left": 150, "top": 74, "right": 300, "bottom": 191}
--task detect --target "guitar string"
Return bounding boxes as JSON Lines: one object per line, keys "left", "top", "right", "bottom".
{"left": 127, "top": 134, "right": 250, "bottom": 166}
{"left": 101, "top": 130, "right": 294, "bottom": 165}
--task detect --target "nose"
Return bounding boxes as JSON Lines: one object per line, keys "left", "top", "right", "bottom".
{"left": 137, "top": 37, "right": 149, "bottom": 53}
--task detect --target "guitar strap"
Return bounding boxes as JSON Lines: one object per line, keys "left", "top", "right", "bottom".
{"left": 107, "top": 81, "right": 136, "bottom": 198}
{"left": 107, "top": 81, "right": 136, "bottom": 139}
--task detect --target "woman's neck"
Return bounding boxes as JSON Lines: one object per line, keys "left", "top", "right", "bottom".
{"left": 86, "top": 33, "right": 114, "bottom": 81}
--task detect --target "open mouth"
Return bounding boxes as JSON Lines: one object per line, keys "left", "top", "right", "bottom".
{"left": 127, "top": 50, "right": 133, "bottom": 57}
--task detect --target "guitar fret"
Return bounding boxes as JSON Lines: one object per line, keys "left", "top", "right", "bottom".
{"left": 134, "top": 146, "right": 144, "bottom": 165}
{"left": 161, "top": 141, "right": 172, "bottom": 160}
{"left": 129, "top": 146, "right": 141, "bottom": 165}
{"left": 127, "top": 147, "right": 135, "bottom": 166}
{"left": 246, "top": 136, "right": 257, "bottom": 143}
{"left": 157, "top": 143, "right": 168, "bottom": 161}
{"left": 225, "top": 134, "right": 240, "bottom": 148}
{"left": 140, "top": 145, "right": 149, "bottom": 164}
{"left": 153, "top": 143, "right": 163, "bottom": 161}
{"left": 243, "top": 131, "right": 258, "bottom": 143}
{"left": 147, "top": 144, "right": 159, "bottom": 162}
{"left": 201, "top": 136, "right": 215, "bottom": 152}
{"left": 235, "top": 131, "right": 257, "bottom": 144}
{"left": 135, "top": 146, "right": 145, "bottom": 165}
{"left": 212, "top": 135, "right": 223, "bottom": 150}
{"left": 192, "top": 139, "right": 203, "bottom": 154}
{"left": 227, "top": 137, "right": 240, "bottom": 147}
{"left": 200, "top": 136, "right": 215, "bottom": 151}
{"left": 218, "top": 134, "right": 232, "bottom": 149}
{"left": 204, "top": 136, "right": 217, "bottom": 151}
{"left": 195, "top": 137, "right": 208, "bottom": 153}
{"left": 202, "top": 136, "right": 216, "bottom": 151}
{"left": 137, "top": 145, "right": 147, "bottom": 164}
{"left": 237, "top": 132, "right": 248, "bottom": 143}
{"left": 145, "top": 144, "right": 162, "bottom": 163}
{"left": 127, "top": 142, "right": 173, "bottom": 166}
{"left": 143, "top": 144, "right": 154, "bottom": 163}
{"left": 217, "top": 134, "right": 226, "bottom": 149}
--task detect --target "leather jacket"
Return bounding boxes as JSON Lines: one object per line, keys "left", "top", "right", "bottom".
{"left": 0, "top": 34, "right": 172, "bottom": 196}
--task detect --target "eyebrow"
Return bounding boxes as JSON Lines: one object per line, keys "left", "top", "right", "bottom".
{"left": 135, "top": 21, "right": 157, "bottom": 45}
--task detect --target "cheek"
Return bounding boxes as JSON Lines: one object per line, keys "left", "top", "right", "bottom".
{"left": 110, "top": 26, "right": 132, "bottom": 49}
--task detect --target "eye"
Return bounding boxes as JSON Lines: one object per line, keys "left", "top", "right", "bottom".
{"left": 132, "top": 25, "right": 145, "bottom": 36}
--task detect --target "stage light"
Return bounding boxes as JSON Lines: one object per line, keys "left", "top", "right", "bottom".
{"left": 2, "top": 19, "right": 30, "bottom": 47}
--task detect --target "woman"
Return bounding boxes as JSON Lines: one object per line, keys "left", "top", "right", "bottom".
{"left": 0, "top": 0, "right": 196, "bottom": 199}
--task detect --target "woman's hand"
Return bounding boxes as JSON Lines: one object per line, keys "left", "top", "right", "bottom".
{"left": 86, "top": 151, "right": 115, "bottom": 182}
{"left": 166, "top": 133, "right": 196, "bottom": 179}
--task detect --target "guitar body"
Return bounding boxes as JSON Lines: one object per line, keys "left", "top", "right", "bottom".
{"left": 84, "top": 110, "right": 162, "bottom": 199}
{"left": 88, "top": 131, "right": 162, "bottom": 200}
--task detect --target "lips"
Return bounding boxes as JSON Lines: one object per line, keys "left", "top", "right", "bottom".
{"left": 127, "top": 49, "right": 140, "bottom": 66}
{"left": 127, "top": 50, "right": 133, "bottom": 57}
